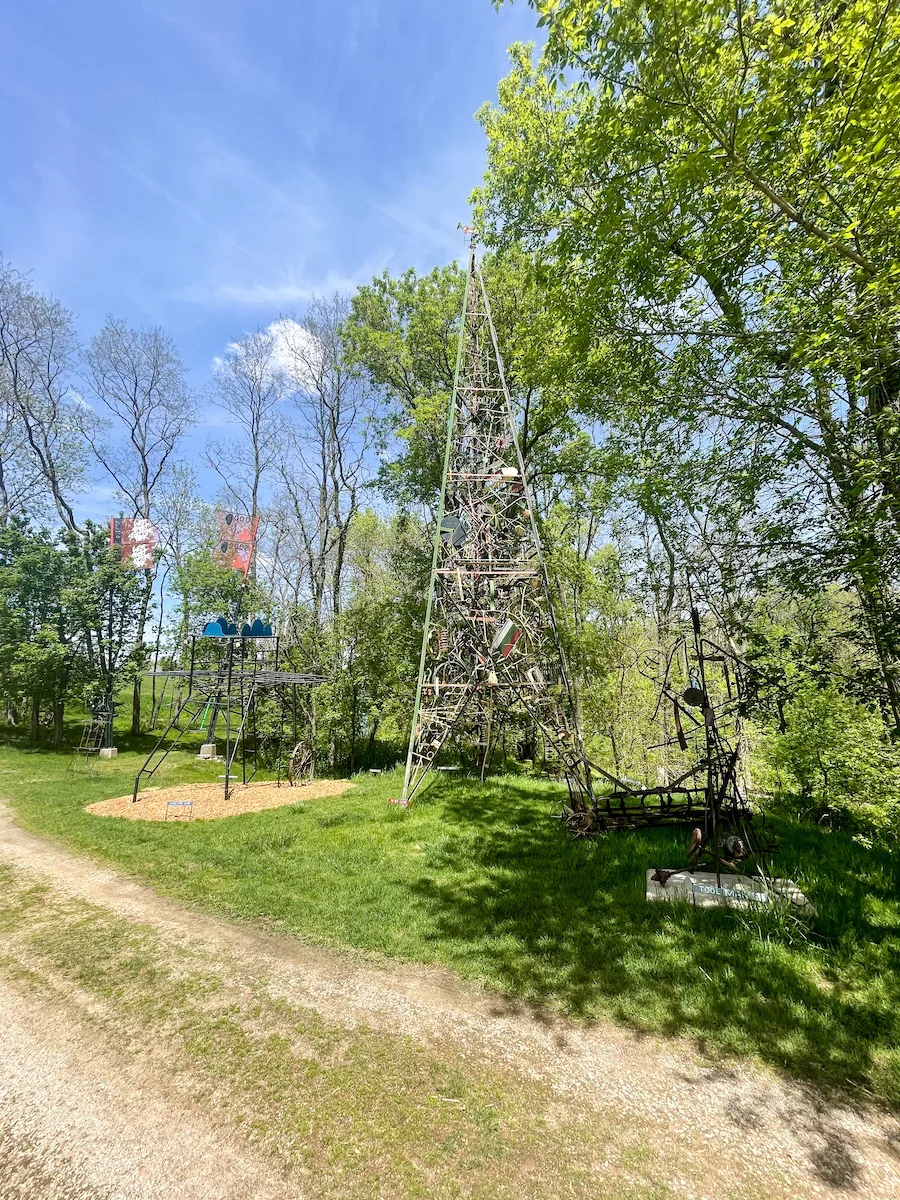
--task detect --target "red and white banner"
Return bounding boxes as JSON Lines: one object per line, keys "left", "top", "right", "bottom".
{"left": 109, "top": 516, "right": 160, "bottom": 570}
{"left": 214, "top": 511, "right": 259, "bottom": 578}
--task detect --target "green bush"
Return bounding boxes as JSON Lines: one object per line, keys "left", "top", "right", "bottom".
{"left": 758, "top": 683, "right": 900, "bottom": 838}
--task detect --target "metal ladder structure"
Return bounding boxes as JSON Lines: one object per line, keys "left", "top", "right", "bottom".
{"left": 133, "top": 630, "right": 324, "bottom": 803}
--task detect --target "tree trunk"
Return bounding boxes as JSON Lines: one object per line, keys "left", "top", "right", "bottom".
{"left": 131, "top": 571, "right": 154, "bottom": 736}
{"left": 349, "top": 685, "right": 358, "bottom": 772}
{"left": 815, "top": 423, "right": 900, "bottom": 734}
{"left": 53, "top": 700, "right": 64, "bottom": 750}
{"left": 0, "top": 452, "right": 9, "bottom": 528}
{"left": 132, "top": 678, "right": 142, "bottom": 739}
{"left": 29, "top": 695, "right": 40, "bottom": 743}
{"left": 366, "top": 715, "right": 380, "bottom": 765}
{"left": 149, "top": 570, "right": 168, "bottom": 729}
{"left": 309, "top": 693, "right": 317, "bottom": 780}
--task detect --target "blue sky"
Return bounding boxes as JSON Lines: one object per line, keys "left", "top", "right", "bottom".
{"left": 1, "top": 0, "right": 539, "bottom": 383}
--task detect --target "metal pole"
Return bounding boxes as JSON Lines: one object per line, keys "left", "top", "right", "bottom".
{"left": 399, "top": 243, "right": 472, "bottom": 804}
{"left": 105, "top": 583, "right": 115, "bottom": 749}
{"left": 241, "top": 643, "right": 247, "bottom": 786}
{"left": 224, "top": 638, "right": 235, "bottom": 802}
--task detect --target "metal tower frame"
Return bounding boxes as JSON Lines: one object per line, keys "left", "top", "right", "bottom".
{"left": 132, "top": 521, "right": 323, "bottom": 806}
{"left": 133, "top": 629, "right": 324, "bottom": 803}
{"left": 399, "top": 233, "right": 594, "bottom": 809}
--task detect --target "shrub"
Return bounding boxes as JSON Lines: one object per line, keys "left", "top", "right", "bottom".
{"left": 758, "top": 682, "right": 900, "bottom": 839}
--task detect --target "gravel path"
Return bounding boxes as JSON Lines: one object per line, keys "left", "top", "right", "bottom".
{"left": 0, "top": 979, "right": 292, "bottom": 1200}
{"left": 1, "top": 799, "right": 899, "bottom": 1199}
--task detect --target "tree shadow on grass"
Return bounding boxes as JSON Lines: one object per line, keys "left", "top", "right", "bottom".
{"left": 410, "top": 775, "right": 900, "bottom": 1110}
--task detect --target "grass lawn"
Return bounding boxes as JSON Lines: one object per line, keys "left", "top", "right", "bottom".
{"left": 1, "top": 865, "right": 674, "bottom": 1200}
{"left": 2, "top": 730, "right": 899, "bottom": 1107}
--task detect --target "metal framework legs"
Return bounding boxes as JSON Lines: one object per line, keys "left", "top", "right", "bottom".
{"left": 133, "top": 632, "right": 324, "bottom": 804}
{"left": 399, "top": 237, "right": 593, "bottom": 808}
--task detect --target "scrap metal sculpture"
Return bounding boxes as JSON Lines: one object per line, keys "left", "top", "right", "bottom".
{"left": 395, "top": 232, "right": 774, "bottom": 881}
{"left": 133, "top": 622, "right": 325, "bottom": 803}
{"left": 398, "top": 232, "right": 594, "bottom": 809}
{"left": 71, "top": 696, "right": 117, "bottom": 773}
{"left": 132, "top": 513, "right": 323, "bottom": 804}
{"left": 588, "top": 599, "right": 777, "bottom": 882}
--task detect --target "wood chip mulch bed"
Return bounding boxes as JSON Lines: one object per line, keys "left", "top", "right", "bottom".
{"left": 86, "top": 779, "right": 355, "bottom": 822}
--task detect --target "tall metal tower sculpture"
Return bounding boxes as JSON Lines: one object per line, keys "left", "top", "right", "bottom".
{"left": 399, "top": 232, "right": 594, "bottom": 809}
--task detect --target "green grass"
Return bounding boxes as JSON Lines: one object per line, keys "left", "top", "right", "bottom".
{"left": 2, "top": 730, "right": 899, "bottom": 1108}
{"left": 0, "top": 863, "right": 683, "bottom": 1200}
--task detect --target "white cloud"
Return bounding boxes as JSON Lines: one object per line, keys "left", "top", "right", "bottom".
{"left": 66, "top": 388, "right": 93, "bottom": 411}
{"left": 211, "top": 318, "right": 325, "bottom": 391}
{"left": 267, "top": 318, "right": 324, "bottom": 388}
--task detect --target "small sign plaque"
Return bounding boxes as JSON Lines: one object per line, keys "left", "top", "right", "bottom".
{"left": 691, "top": 882, "right": 769, "bottom": 904}
{"left": 646, "top": 869, "right": 813, "bottom": 912}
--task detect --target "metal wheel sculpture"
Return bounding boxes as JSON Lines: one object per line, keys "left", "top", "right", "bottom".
{"left": 592, "top": 600, "right": 778, "bottom": 881}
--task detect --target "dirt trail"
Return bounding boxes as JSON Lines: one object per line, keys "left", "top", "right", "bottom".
{"left": 1, "top": 800, "right": 899, "bottom": 1199}
{"left": 0, "top": 979, "right": 291, "bottom": 1200}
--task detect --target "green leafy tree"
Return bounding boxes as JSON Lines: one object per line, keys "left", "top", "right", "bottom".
{"left": 0, "top": 523, "right": 71, "bottom": 744}
{"left": 345, "top": 252, "right": 602, "bottom": 520}
{"left": 478, "top": 0, "right": 900, "bottom": 725}
{"left": 760, "top": 681, "right": 900, "bottom": 837}
{"left": 345, "top": 263, "right": 467, "bottom": 509}
{"left": 61, "top": 524, "right": 148, "bottom": 729}
{"left": 168, "top": 552, "right": 267, "bottom": 657}
{"left": 0, "top": 522, "right": 147, "bottom": 746}
{"left": 285, "top": 511, "right": 424, "bottom": 773}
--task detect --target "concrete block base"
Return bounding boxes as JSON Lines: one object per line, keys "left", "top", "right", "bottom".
{"left": 99, "top": 747, "right": 118, "bottom": 759}
{"left": 646, "top": 869, "right": 814, "bottom": 912}
{"left": 198, "top": 743, "right": 217, "bottom": 760}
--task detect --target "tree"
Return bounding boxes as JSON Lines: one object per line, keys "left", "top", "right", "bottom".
{"left": 82, "top": 318, "right": 195, "bottom": 733}
{"left": 168, "top": 552, "right": 266, "bottom": 654}
{"left": 0, "top": 380, "right": 47, "bottom": 527}
{"left": 273, "top": 299, "right": 374, "bottom": 623}
{"left": 278, "top": 510, "right": 423, "bottom": 773}
{"left": 0, "top": 522, "right": 146, "bottom": 748}
{"left": 345, "top": 265, "right": 465, "bottom": 510}
{"left": 83, "top": 319, "right": 195, "bottom": 519}
{"left": 0, "top": 260, "right": 85, "bottom": 529}
{"left": 206, "top": 328, "right": 286, "bottom": 524}
{"left": 146, "top": 463, "right": 212, "bottom": 723}
{"left": 345, "top": 254, "right": 600, "bottom": 520}
{"left": 760, "top": 681, "right": 900, "bottom": 838}
{"left": 61, "top": 524, "right": 147, "bottom": 737}
{"left": 0, "top": 523, "right": 71, "bottom": 744}
{"left": 477, "top": 2, "right": 900, "bottom": 726}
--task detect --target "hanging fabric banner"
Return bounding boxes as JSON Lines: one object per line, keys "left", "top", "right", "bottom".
{"left": 109, "top": 516, "right": 160, "bottom": 570}
{"left": 214, "top": 511, "right": 259, "bottom": 578}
